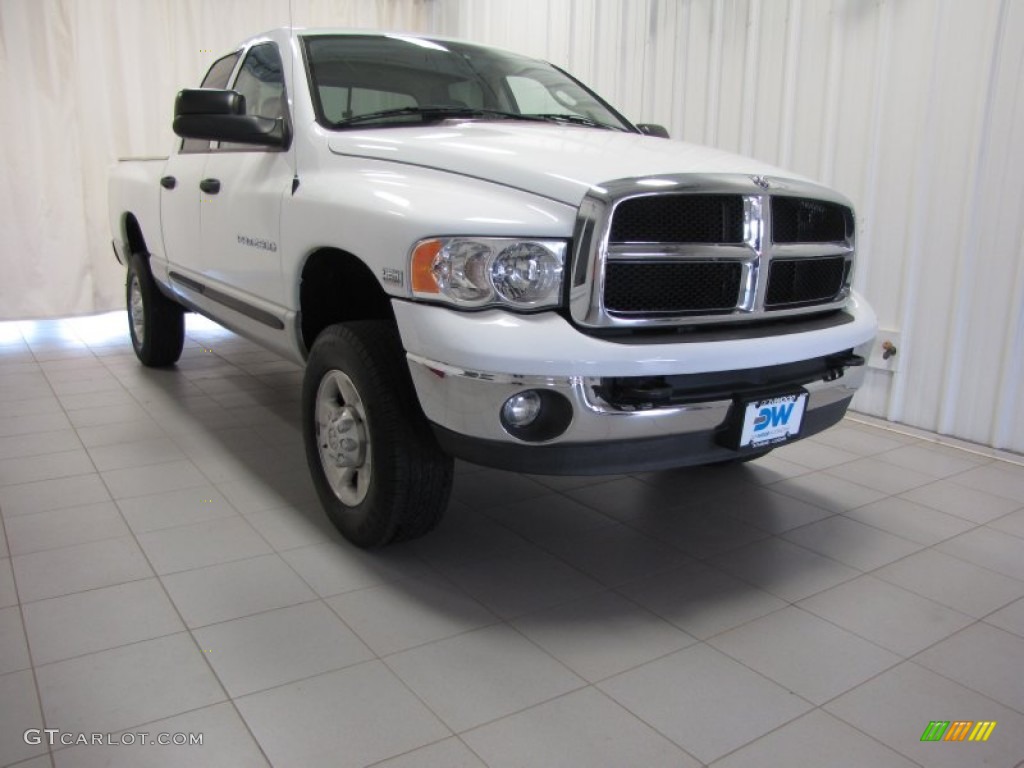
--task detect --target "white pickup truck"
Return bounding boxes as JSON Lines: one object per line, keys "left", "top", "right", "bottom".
{"left": 109, "top": 28, "right": 877, "bottom": 547}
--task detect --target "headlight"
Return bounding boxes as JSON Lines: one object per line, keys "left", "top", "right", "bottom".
{"left": 411, "top": 237, "right": 566, "bottom": 310}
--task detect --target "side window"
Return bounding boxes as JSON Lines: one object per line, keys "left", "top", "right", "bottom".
{"left": 232, "top": 44, "right": 287, "bottom": 121}
{"left": 181, "top": 52, "right": 241, "bottom": 153}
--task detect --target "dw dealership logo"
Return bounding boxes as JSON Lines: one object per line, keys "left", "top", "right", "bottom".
{"left": 920, "top": 720, "right": 997, "bottom": 743}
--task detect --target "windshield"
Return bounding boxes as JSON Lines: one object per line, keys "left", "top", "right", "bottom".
{"left": 302, "top": 34, "right": 633, "bottom": 132}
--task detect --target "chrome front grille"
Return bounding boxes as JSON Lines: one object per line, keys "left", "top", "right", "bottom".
{"left": 604, "top": 261, "right": 743, "bottom": 314}
{"left": 765, "top": 256, "right": 847, "bottom": 309}
{"left": 569, "top": 175, "right": 856, "bottom": 329}
{"left": 609, "top": 194, "right": 745, "bottom": 244}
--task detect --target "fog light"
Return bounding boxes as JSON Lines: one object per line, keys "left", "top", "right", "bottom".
{"left": 502, "top": 391, "right": 542, "bottom": 427}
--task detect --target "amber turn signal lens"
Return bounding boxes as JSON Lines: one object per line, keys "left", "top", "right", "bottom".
{"left": 411, "top": 239, "right": 442, "bottom": 293}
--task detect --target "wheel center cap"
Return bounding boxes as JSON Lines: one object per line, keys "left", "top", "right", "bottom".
{"left": 325, "top": 407, "right": 366, "bottom": 467}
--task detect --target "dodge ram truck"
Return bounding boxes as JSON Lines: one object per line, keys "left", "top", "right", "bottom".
{"left": 108, "top": 28, "right": 877, "bottom": 547}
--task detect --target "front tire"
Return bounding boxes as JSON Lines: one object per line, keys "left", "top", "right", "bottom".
{"left": 302, "top": 321, "right": 453, "bottom": 548}
{"left": 126, "top": 252, "right": 184, "bottom": 367}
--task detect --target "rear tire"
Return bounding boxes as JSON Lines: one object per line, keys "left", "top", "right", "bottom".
{"left": 126, "top": 252, "right": 184, "bottom": 367}
{"left": 302, "top": 321, "right": 453, "bottom": 548}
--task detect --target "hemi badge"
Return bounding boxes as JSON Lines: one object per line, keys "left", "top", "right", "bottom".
{"left": 382, "top": 268, "right": 404, "bottom": 286}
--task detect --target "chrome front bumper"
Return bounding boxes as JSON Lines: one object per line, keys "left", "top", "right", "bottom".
{"left": 396, "top": 299, "right": 875, "bottom": 473}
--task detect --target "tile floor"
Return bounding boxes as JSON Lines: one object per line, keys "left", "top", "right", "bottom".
{"left": 1, "top": 311, "right": 1023, "bottom": 767}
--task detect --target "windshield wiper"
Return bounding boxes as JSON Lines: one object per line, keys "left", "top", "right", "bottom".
{"left": 334, "top": 106, "right": 549, "bottom": 127}
{"left": 528, "top": 113, "right": 623, "bottom": 130}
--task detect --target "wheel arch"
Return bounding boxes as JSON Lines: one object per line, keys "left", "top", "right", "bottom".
{"left": 298, "top": 247, "right": 397, "bottom": 354}
{"left": 122, "top": 213, "right": 148, "bottom": 259}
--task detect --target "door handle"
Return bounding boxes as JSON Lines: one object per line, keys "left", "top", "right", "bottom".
{"left": 160, "top": 176, "right": 176, "bottom": 190}
{"left": 199, "top": 178, "right": 221, "bottom": 194}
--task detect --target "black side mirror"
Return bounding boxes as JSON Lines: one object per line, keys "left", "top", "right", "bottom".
{"left": 636, "top": 123, "right": 670, "bottom": 139}
{"left": 173, "top": 88, "right": 288, "bottom": 148}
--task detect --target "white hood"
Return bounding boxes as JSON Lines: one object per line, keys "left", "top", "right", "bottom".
{"left": 327, "top": 122, "right": 817, "bottom": 206}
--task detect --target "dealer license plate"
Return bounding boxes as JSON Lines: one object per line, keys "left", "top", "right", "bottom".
{"left": 737, "top": 393, "right": 807, "bottom": 449}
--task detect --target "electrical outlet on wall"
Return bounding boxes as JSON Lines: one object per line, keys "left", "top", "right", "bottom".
{"left": 867, "top": 329, "right": 901, "bottom": 372}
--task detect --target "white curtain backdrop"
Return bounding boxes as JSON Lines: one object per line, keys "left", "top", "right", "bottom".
{"left": 2, "top": 0, "right": 1023, "bottom": 451}
{"left": 0, "top": 0, "right": 436, "bottom": 321}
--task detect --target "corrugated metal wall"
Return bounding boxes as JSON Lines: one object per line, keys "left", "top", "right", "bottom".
{"left": 429, "top": 0, "right": 1024, "bottom": 453}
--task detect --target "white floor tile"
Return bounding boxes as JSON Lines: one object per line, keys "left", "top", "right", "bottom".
{"left": 236, "top": 661, "right": 448, "bottom": 768}
{"left": 619, "top": 562, "right": 788, "bottom": 640}
{"left": 75, "top": 418, "right": 167, "bottom": 448}
{"left": 798, "top": 575, "right": 974, "bottom": 657}
{"left": 86, "top": 437, "right": 187, "bottom": 472}
{"left": 841, "top": 496, "right": 975, "bottom": 545}
{"left": 539, "top": 524, "right": 693, "bottom": 586}
{"left": 53, "top": 702, "right": 270, "bottom": 768}
{"left": 0, "top": 669, "right": 48, "bottom": 765}
{"left": 900, "top": 478, "right": 1021, "bottom": 523}
{"left": 878, "top": 443, "right": 989, "bottom": 478}
{"left": 985, "top": 596, "right": 1024, "bottom": 637}
{"left": 327, "top": 577, "right": 497, "bottom": 657}
{"left": 0, "top": 428, "right": 81, "bottom": 460}
{"left": 387, "top": 624, "right": 585, "bottom": 732}
{"left": 5, "top": 502, "right": 130, "bottom": 555}
{"left": 774, "top": 439, "right": 861, "bottom": 470}
{"left": 193, "top": 601, "right": 373, "bottom": 697}
{"left": 512, "top": 591, "right": 696, "bottom": 682}
{"left": 452, "top": 469, "right": 549, "bottom": 510}
{"left": 987, "top": 507, "right": 1024, "bottom": 539}
{"left": 710, "top": 709, "right": 918, "bottom": 768}
{"left": 625, "top": 504, "right": 770, "bottom": 560}
{"left": 711, "top": 537, "right": 860, "bottom": 603}
{"left": 0, "top": 440, "right": 88, "bottom": 483}
{"left": 951, "top": 462, "right": 1024, "bottom": 503}
{"left": 825, "top": 662, "right": 1024, "bottom": 768}
{"left": 563, "top": 476, "right": 685, "bottom": 521}
{"left": 598, "top": 644, "right": 812, "bottom": 764}
{"left": 0, "top": 411, "right": 72, "bottom": 438}
{"left": 914, "top": 622, "right": 1024, "bottom": 712}
{"left": 0, "top": 473, "right": 111, "bottom": 517}
{"left": 936, "top": 526, "right": 1024, "bottom": 581}
{"left": 36, "top": 632, "right": 225, "bottom": 736}
{"left": 483, "top": 493, "right": 617, "bottom": 543}
{"left": 463, "top": 687, "right": 699, "bottom": 768}
{"left": 804, "top": 424, "right": 908, "bottom": 455}
{"left": 244, "top": 503, "right": 339, "bottom": 551}
{"left": 117, "top": 485, "right": 239, "bottom": 533}
{"left": 0, "top": 558, "right": 16, "bottom": 607}
{"left": 824, "top": 457, "right": 935, "bottom": 495}
{"left": 67, "top": 403, "right": 152, "bottom": 429}
{"left": 369, "top": 738, "right": 485, "bottom": 768}
{"left": 435, "top": 547, "right": 604, "bottom": 619}
{"left": 22, "top": 579, "right": 184, "bottom": 664}
{"left": 281, "top": 540, "right": 435, "bottom": 598}
{"left": 771, "top": 472, "right": 887, "bottom": 513}
{"left": 101, "top": 459, "right": 209, "bottom": 499}
{"left": 12, "top": 536, "right": 153, "bottom": 603}
{"left": 873, "top": 549, "right": 1024, "bottom": 618}
{"left": 217, "top": 468, "right": 318, "bottom": 513}
{"left": 161, "top": 553, "right": 316, "bottom": 628}
{"left": 710, "top": 486, "right": 835, "bottom": 534}
{"left": 781, "top": 515, "right": 923, "bottom": 571}
{"left": 708, "top": 606, "right": 900, "bottom": 704}
{"left": 137, "top": 516, "right": 271, "bottom": 575}
{"left": 4, "top": 324, "right": 1024, "bottom": 768}
{"left": 0, "top": 605, "right": 31, "bottom": 675}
